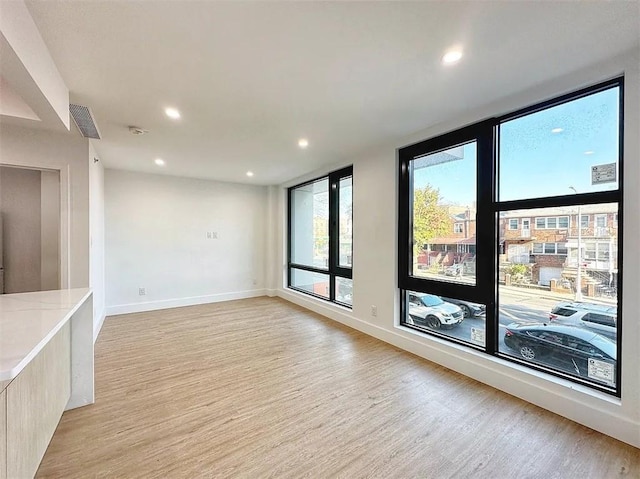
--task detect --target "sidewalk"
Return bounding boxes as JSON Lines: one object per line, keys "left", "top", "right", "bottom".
{"left": 499, "top": 283, "right": 617, "bottom": 306}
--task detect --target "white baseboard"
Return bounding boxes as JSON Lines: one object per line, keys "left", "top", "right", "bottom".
{"left": 105, "top": 289, "right": 267, "bottom": 316}
{"left": 93, "top": 307, "right": 106, "bottom": 343}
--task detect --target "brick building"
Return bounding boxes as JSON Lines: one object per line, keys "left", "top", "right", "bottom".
{"left": 499, "top": 204, "right": 618, "bottom": 287}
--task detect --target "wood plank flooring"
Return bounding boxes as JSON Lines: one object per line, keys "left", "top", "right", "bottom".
{"left": 37, "top": 297, "right": 639, "bottom": 478}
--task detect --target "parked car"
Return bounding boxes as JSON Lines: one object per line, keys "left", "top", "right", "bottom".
{"left": 407, "top": 292, "right": 464, "bottom": 329}
{"left": 444, "top": 264, "right": 462, "bottom": 276}
{"left": 503, "top": 323, "right": 616, "bottom": 382}
{"left": 440, "top": 297, "right": 485, "bottom": 318}
{"left": 548, "top": 302, "right": 617, "bottom": 339}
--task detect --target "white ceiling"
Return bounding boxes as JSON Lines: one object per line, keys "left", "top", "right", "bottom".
{"left": 19, "top": 1, "right": 640, "bottom": 185}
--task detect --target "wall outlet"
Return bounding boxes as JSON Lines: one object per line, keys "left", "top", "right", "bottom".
{"left": 139, "top": 288, "right": 146, "bottom": 296}
{"left": 371, "top": 305, "right": 377, "bottom": 317}
{"left": 206, "top": 231, "right": 218, "bottom": 239}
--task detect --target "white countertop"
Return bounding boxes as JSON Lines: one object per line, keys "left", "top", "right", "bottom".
{"left": 0, "top": 288, "right": 91, "bottom": 386}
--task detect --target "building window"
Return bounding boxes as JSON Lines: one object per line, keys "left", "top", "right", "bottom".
{"left": 454, "top": 223, "right": 464, "bottom": 233}
{"left": 534, "top": 216, "right": 568, "bottom": 229}
{"left": 398, "top": 77, "right": 622, "bottom": 395}
{"left": 531, "top": 242, "right": 568, "bottom": 255}
{"left": 288, "top": 166, "right": 353, "bottom": 307}
{"left": 581, "top": 214, "right": 590, "bottom": 227}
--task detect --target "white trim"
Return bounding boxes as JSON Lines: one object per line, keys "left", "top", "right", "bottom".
{"left": 105, "top": 289, "right": 267, "bottom": 316}
{"left": 93, "top": 306, "right": 106, "bottom": 343}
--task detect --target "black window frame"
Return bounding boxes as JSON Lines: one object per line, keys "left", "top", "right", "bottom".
{"left": 287, "top": 166, "right": 353, "bottom": 307}
{"left": 398, "top": 77, "right": 623, "bottom": 396}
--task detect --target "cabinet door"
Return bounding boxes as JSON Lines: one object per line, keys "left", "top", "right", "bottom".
{"left": 0, "top": 389, "right": 6, "bottom": 479}
{"left": 7, "top": 323, "right": 70, "bottom": 478}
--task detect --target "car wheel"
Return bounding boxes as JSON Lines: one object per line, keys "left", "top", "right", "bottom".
{"left": 461, "top": 304, "right": 473, "bottom": 318}
{"left": 519, "top": 345, "right": 537, "bottom": 360}
{"left": 426, "top": 315, "right": 442, "bottom": 329}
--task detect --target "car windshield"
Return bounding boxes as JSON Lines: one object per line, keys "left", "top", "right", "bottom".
{"left": 589, "top": 335, "right": 617, "bottom": 360}
{"left": 420, "top": 295, "right": 444, "bottom": 307}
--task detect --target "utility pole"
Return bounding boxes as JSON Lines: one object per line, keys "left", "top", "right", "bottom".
{"left": 569, "top": 187, "right": 583, "bottom": 301}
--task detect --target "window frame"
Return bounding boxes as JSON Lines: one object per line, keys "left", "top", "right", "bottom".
{"left": 397, "top": 76, "right": 623, "bottom": 396}
{"left": 508, "top": 219, "right": 519, "bottom": 230}
{"left": 287, "top": 166, "right": 353, "bottom": 307}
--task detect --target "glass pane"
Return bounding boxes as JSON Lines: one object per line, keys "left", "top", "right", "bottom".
{"left": 411, "top": 142, "right": 477, "bottom": 285}
{"left": 290, "top": 268, "right": 330, "bottom": 299}
{"left": 499, "top": 203, "right": 618, "bottom": 389}
{"left": 403, "top": 291, "right": 486, "bottom": 346}
{"left": 335, "top": 277, "right": 353, "bottom": 306}
{"left": 500, "top": 86, "right": 620, "bottom": 201}
{"left": 338, "top": 176, "right": 353, "bottom": 268}
{"left": 290, "top": 178, "right": 329, "bottom": 269}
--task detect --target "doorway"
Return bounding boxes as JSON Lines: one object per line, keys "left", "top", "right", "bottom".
{"left": 0, "top": 165, "right": 61, "bottom": 294}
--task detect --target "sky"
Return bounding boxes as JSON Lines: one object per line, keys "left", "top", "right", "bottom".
{"left": 413, "top": 86, "right": 620, "bottom": 206}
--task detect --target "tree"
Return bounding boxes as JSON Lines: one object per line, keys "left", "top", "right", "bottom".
{"left": 412, "top": 185, "right": 450, "bottom": 257}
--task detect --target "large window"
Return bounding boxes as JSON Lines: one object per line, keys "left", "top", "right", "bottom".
{"left": 288, "top": 167, "right": 353, "bottom": 307}
{"left": 399, "top": 78, "right": 622, "bottom": 395}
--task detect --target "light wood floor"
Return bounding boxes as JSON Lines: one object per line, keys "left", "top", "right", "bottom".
{"left": 37, "top": 297, "right": 639, "bottom": 478}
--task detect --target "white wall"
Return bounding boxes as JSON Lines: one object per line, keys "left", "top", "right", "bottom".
{"left": 89, "top": 143, "right": 106, "bottom": 340}
{"left": 105, "top": 169, "right": 268, "bottom": 314}
{"left": 0, "top": 124, "right": 90, "bottom": 290}
{"left": 273, "top": 51, "right": 640, "bottom": 448}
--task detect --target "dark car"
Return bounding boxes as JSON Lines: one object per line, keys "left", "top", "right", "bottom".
{"left": 503, "top": 323, "right": 616, "bottom": 384}
{"left": 440, "top": 297, "right": 485, "bottom": 318}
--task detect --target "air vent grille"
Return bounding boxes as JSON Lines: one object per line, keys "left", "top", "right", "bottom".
{"left": 69, "top": 104, "right": 101, "bottom": 139}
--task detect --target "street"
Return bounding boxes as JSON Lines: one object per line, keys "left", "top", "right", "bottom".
{"left": 409, "top": 286, "right": 618, "bottom": 384}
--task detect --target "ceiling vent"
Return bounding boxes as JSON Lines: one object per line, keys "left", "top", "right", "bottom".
{"left": 69, "top": 104, "right": 101, "bottom": 139}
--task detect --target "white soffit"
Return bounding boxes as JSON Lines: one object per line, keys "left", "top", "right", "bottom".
{"left": 0, "top": 0, "right": 69, "bottom": 130}
{"left": 0, "top": 76, "right": 40, "bottom": 121}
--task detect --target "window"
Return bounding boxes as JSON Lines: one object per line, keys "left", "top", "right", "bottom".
{"left": 399, "top": 78, "right": 622, "bottom": 395}
{"left": 531, "top": 242, "right": 568, "bottom": 255}
{"left": 454, "top": 223, "right": 464, "bottom": 233}
{"left": 288, "top": 166, "right": 353, "bottom": 307}
{"left": 581, "top": 215, "right": 590, "bottom": 227}
{"left": 534, "top": 216, "right": 568, "bottom": 229}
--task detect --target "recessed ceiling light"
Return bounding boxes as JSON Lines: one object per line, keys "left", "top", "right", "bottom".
{"left": 551, "top": 128, "right": 564, "bottom": 133}
{"left": 298, "top": 138, "right": 309, "bottom": 148}
{"left": 165, "top": 107, "right": 181, "bottom": 119}
{"left": 442, "top": 49, "right": 463, "bottom": 65}
{"left": 154, "top": 158, "right": 165, "bottom": 166}
{"left": 584, "top": 150, "right": 594, "bottom": 155}
{"left": 246, "top": 171, "right": 254, "bottom": 177}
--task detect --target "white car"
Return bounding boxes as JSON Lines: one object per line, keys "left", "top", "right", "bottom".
{"left": 548, "top": 302, "right": 617, "bottom": 339}
{"left": 407, "top": 292, "right": 464, "bottom": 329}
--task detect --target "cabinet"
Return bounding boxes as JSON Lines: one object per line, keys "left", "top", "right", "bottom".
{"left": 6, "top": 322, "right": 70, "bottom": 478}
{"left": 0, "top": 389, "right": 6, "bottom": 479}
